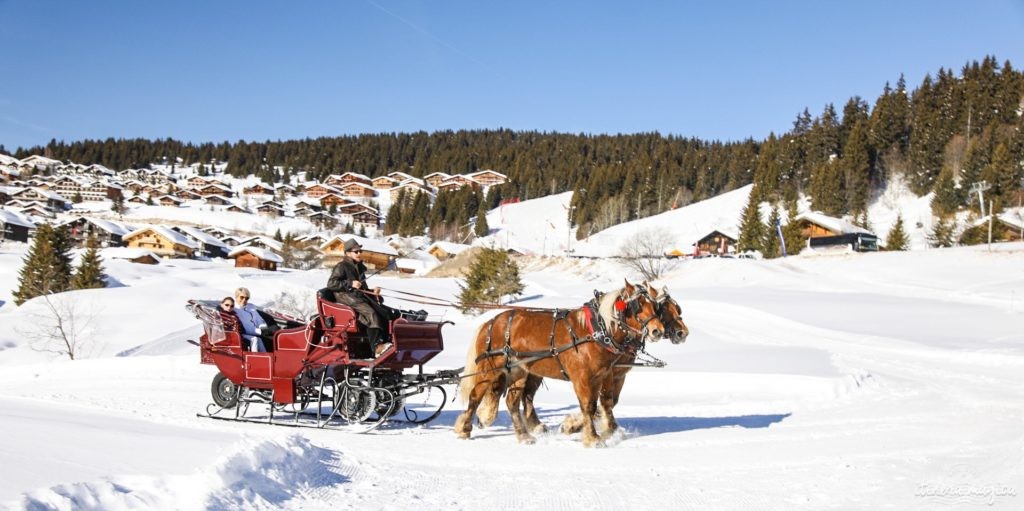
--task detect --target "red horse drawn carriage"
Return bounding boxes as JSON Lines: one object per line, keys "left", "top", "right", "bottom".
{"left": 187, "top": 295, "right": 461, "bottom": 432}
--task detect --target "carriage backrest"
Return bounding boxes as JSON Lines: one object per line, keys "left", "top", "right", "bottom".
{"left": 316, "top": 297, "right": 359, "bottom": 333}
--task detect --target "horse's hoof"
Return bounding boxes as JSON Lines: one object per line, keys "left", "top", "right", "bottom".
{"left": 455, "top": 431, "right": 471, "bottom": 440}
{"left": 531, "top": 423, "right": 548, "bottom": 434}
{"left": 517, "top": 434, "right": 536, "bottom": 445}
{"left": 582, "top": 437, "right": 606, "bottom": 448}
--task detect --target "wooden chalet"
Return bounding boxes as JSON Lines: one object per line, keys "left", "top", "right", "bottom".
{"left": 101, "top": 247, "right": 161, "bottom": 265}
{"left": 319, "top": 235, "right": 397, "bottom": 270}
{"left": 424, "top": 172, "right": 451, "bottom": 188}
{"left": 127, "top": 195, "right": 148, "bottom": 204}
{"left": 11, "top": 187, "right": 70, "bottom": 212}
{"left": 465, "top": 170, "right": 507, "bottom": 187}
{"left": 372, "top": 176, "right": 399, "bottom": 189}
{"left": 225, "top": 204, "right": 249, "bottom": 214}
{"left": 204, "top": 194, "right": 233, "bottom": 206}
{"left": 308, "top": 211, "right": 338, "bottom": 228}
{"left": 173, "top": 225, "right": 229, "bottom": 258}
{"left": 243, "top": 183, "right": 274, "bottom": 196}
{"left": 195, "top": 183, "right": 234, "bottom": 197}
{"left": 338, "top": 182, "right": 377, "bottom": 198}
{"left": 0, "top": 208, "right": 36, "bottom": 242}
{"left": 60, "top": 216, "right": 133, "bottom": 248}
{"left": 387, "top": 171, "right": 418, "bottom": 183}
{"left": 228, "top": 246, "right": 282, "bottom": 271}
{"left": 256, "top": 203, "right": 285, "bottom": 217}
{"left": 796, "top": 212, "right": 878, "bottom": 252}
{"left": 324, "top": 172, "right": 372, "bottom": 187}
{"left": 695, "top": 230, "right": 738, "bottom": 257}
{"left": 157, "top": 195, "right": 184, "bottom": 207}
{"left": 319, "top": 193, "right": 351, "bottom": 209}
{"left": 122, "top": 226, "right": 198, "bottom": 258}
{"left": 304, "top": 183, "right": 343, "bottom": 199}
{"left": 437, "top": 175, "right": 480, "bottom": 192}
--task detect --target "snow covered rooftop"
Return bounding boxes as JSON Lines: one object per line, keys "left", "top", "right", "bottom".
{"left": 796, "top": 211, "right": 874, "bottom": 235}
{"left": 173, "top": 225, "right": 228, "bottom": 248}
{"left": 228, "top": 246, "right": 283, "bottom": 263}
{"left": 0, "top": 208, "right": 36, "bottom": 228}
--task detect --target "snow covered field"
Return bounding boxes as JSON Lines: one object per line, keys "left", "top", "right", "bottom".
{"left": 0, "top": 240, "right": 1021, "bottom": 510}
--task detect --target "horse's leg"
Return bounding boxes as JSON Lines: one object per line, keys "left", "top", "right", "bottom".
{"left": 570, "top": 376, "right": 604, "bottom": 448}
{"left": 454, "top": 371, "right": 504, "bottom": 440}
{"left": 598, "top": 371, "right": 627, "bottom": 438}
{"left": 521, "top": 374, "right": 547, "bottom": 434}
{"left": 504, "top": 371, "right": 535, "bottom": 444}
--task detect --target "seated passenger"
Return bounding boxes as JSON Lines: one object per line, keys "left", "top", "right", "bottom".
{"left": 232, "top": 287, "right": 278, "bottom": 352}
{"left": 218, "top": 296, "right": 241, "bottom": 332}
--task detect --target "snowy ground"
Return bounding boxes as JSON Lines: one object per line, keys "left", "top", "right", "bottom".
{"left": 0, "top": 238, "right": 1022, "bottom": 509}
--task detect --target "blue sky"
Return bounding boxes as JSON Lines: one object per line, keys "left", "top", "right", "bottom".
{"left": 1, "top": 0, "right": 1023, "bottom": 151}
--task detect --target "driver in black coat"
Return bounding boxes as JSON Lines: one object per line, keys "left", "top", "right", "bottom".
{"left": 324, "top": 238, "right": 399, "bottom": 357}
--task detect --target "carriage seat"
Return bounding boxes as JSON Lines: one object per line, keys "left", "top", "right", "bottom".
{"left": 316, "top": 296, "right": 359, "bottom": 333}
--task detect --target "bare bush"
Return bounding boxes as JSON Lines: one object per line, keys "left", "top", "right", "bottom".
{"left": 618, "top": 227, "right": 679, "bottom": 281}
{"left": 17, "top": 294, "right": 101, "bottom": 360}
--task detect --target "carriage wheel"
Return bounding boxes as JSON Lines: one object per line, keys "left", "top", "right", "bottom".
{"left": 334, "top": 380, "right": 377, "bottom": 423}
{"left": 211, "top": 372, "right": 239, "bottom": 409}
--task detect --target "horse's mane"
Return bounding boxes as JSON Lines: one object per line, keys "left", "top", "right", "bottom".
{"left": 597, "top": 286, "right": 623, "bottom": 328}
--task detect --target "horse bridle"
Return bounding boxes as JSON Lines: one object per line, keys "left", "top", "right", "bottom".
{"left": 651, "top": 289, "right": 685, "bottom": 335}
{"left": 612, "top": 287, "right": 661, "bottom": 343}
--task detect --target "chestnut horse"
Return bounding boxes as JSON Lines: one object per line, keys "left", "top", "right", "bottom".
{"left": 455, "top": 280, "right": 665, "bottom": 447}
{"left": 480, "top": 282, "right": 689, "bottom": 440}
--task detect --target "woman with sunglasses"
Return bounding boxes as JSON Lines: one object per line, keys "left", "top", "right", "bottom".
{"left": 217, "top": 296, "right": 241, "bottom": 333}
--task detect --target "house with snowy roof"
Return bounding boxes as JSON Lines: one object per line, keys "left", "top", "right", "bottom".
{"left": 0, "top": 208, "right": 36, "bottom": 243}
{"left": 795, "top": 212, "right": 878, "bottom": 252}
{"left": 228, "top": 246, "right": 283, "bottom": 271}
{"left": 172, "top": 225, "right": 229, "bottom": 258}
{"left": 123, "top": 225, "right": 199, "bottom": 258}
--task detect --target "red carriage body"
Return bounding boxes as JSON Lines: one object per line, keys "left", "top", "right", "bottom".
{"left": 192, "top": 297, "right": 447, "bottom": 406}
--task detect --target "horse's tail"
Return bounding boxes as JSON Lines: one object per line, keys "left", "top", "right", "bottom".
{"left": 476, "top": 384, "right": 500, "bottom": 428}
{"left": 459, "top": 328, "right": 481, "bottom": 406}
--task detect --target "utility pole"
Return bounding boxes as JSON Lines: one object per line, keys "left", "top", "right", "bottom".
{"left": 970, "top": 181, "right": 991, "bottom": 217}
{"left": 988, "top": 200, "right": 994, "bottom": 252}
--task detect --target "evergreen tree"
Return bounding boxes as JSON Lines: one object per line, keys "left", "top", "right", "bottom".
{"left": 762, "top": 205, "right": 782, "bottom": 259}
{"left": 886, "top": 213, "right": 909, "bottom": 251}
{"left": 737, "top": 193, "right": 766, "bottom": 253}
{"left": 111, "top": 195, "right": 126, "bottom": 217}
{"left": 809, "top": 160, "right": 845, "bottom": 215}
{"left": 781, "top": 198, "right": 806, "bottom": 255}
{"left": 274, "top": 228, "right": 283, "bottom": 242}
{"left": 927, "top": 217, "right": 956, "bottom": 248}
{"left": 457, "top": 248, "right": 524, "bottom": 313}
{"left": 930, "top": 166, "right": 961, "bottom": 216}
{"left": 474, "top": 200, "right": 489, "bottom": 237}
{"left": 842, "top": 120, "right": 872, "bottom": 215}
{"left": 71, "top": 236, "right": 107, "bottom": 290}
{"left": 13, "top": 224, "right": 74, "bottom": 305}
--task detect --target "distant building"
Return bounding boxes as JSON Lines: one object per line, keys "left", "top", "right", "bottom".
{"left": 122, "top": 225, "right": 198, "bottom": 258}
{"left": 228, "top": 246, "right": 282, "bottom": 271}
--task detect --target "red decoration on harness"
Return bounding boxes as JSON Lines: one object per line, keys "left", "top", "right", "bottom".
{"left": 614, "top": 299, "right": 626, "bottom": 312}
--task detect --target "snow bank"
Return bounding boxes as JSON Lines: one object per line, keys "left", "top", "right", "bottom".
{"left": 13, "top": 435, "right": 342, "bottom": 511}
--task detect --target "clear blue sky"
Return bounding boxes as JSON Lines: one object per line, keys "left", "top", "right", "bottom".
{"left": 2, "top": 0, "right": 1023, "bottom": 151}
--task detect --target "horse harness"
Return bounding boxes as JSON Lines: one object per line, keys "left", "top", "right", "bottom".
{"left": 473, "top": 289, "right": 655, "bottom": 379}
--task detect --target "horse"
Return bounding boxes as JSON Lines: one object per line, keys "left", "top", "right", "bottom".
{"left": 481, "top": 282, "right": 689, "bottom": 440}
{"left": 454, "top": 280, "right": 665, "bottom": 447}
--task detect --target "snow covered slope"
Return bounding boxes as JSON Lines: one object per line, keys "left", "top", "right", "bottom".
{"left": 0, "top": 238, "right": 1022, "bottom": 508}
